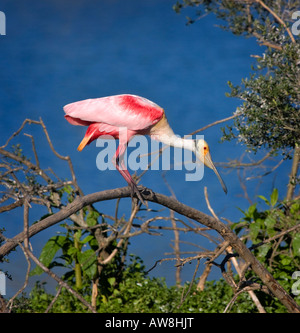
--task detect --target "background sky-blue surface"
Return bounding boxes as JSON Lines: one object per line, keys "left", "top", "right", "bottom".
{"left": 0, "top": 0, "right": 293, "bottom": 297}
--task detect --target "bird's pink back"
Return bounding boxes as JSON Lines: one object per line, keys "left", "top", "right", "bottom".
{"left": 64, "top": 94, "right": 164, "bottom": 131}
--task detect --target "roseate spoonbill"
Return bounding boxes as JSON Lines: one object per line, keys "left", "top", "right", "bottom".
{"left": 64, "top": 94, "right": 227, "bottom": 201}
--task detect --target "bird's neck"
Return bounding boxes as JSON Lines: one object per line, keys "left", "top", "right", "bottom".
{"left": 151, "top": 132, "right": 195, "bottom": 152}
{"left": 150, "top": 116, "right": 195, "bottom": 151}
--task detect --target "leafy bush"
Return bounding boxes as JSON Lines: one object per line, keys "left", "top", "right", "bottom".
{"left": 232, "top": 189, "right": 300, "bottom": 308}
{"left": 13, "top": 277, "right": 257, "bottom": 313}
{"left": 12, "top": 251, "right": 297, "bottom": 313}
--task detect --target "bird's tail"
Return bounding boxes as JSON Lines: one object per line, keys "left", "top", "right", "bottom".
{"left": 77, "top": 123, "right": 100, "bottom": 151}
{"left": 77, "top": 135, "right": 91, "bottom": 151}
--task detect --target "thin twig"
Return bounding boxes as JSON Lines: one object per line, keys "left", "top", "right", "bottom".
{"left": 7, "top": 243, "right": 31, "bottom": 312}
{"left": 205, "top": 187, "right": 266, "bottom": 312}
{"left": 25, "top": 248, "right": 96, "bottom": 313}
{"left": 23, "top": 133, "right": 40, "bottom": 169}
{"left": 189, "top": 114, "right": 237, "bottom": 136}
{"left": 0, "top": 119, "right": 42, "bottom": 149}
{"left": 44, "top": 284, "right": 63, "bottom": 313}
{"left": 162, "top": 173, "right": 181, "bottom": 285}
{"left": 177, "top": 258, "right": 201, "bottom": 309}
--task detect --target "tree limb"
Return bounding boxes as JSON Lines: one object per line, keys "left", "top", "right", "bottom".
{"left": 1, "top": 186, "right": 299, "bottom": 313}
{"left": 286, "top": 144, "right": 300, "bottom": 201}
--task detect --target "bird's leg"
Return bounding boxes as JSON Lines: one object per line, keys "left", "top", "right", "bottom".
{"left": 116, "top": 161, "right": 147, "bottom": 206}
{"left": 113, "top": 149, "right": 147, "bottom": 206}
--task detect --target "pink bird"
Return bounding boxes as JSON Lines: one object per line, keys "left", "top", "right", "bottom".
{"left": 64, "top": 94, "right": 227, "bottom": 202}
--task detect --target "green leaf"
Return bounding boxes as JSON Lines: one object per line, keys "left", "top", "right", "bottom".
{"left": 290, "top": 202, "right": 300, "bottom": 215}
{"left": 247, "top": 203, "right": 257, "bottom": 217}
{"left": 107, "top": 277, "right": 116, "bottom": 287}
{"left": 264, "top": 215, "right": 276, "bottom": 228}
{"left": 81, "top": 235, "right": 94, "bottom": 244}
{"left": 249, "top": 222, "right": 260, "bottom": 242}
{"left": 63, "top": 185, "right": 73, "bottom": 194}
{"left": 67, "top": 246, "right": 78, "bottom": 258}
{"left": 30, "top": 236, "right": 66, "bottom": 276}
{"left": 292, "top": 233, "right": 300, "bottom": 257}
{"left": 270, "top": 188, "right": 278, "bottom": 207}
{"left": 257, "top": 244, "right": 271, "bottom": 259}
{"left": 77, "top": 249, "right": 97, "bottom": 280}
{"left": 86, "top": 210, "right": 100, "bottom": 227}
{"left": 74, "top": 230, "right": 82, "bottom": 242}
{"left": 231, "top": 221, "right": 247, "bottom": 235}
{"left": 281, "top": 257, "right": 292, "bottom": 266}
{"left": 257, "top": 195, "right": 270, "bottom": 206}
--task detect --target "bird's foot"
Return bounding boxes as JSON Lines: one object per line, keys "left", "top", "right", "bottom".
{"left": 137, "top": 185, "right": 154, "bottom": 199}
{"left": 129, "top": 183, "right": 149, "bottom": 208}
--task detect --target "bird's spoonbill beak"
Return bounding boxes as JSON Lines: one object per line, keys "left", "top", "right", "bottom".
{"left": 203, "top": 151, "right": 227, "bottom": 194}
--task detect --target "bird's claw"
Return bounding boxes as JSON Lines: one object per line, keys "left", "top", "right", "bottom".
{"left": 137, "top": 185, "right": 154, "bottom": 198}
{"left": 129, "top": 183, "right": 149, "bottom": 208}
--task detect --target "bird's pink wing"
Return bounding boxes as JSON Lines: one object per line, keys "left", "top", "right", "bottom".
{"left": 64, "top": 94, "right": 164, "bottom": 131}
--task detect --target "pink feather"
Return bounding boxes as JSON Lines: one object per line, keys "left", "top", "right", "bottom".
{"left": 64, "top": 94, "right": 164, "bottom": 131}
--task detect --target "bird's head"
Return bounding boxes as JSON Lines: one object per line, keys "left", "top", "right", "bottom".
{"left": 195, "top": 139, "right": 227, "bottom": 194}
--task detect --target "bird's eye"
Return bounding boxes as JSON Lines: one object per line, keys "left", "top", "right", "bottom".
{"left": 204, "top": 147, "right": 207, "bottom": 150}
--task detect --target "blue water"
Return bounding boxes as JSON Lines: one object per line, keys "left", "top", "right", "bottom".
{"left": 0, "top": 0, "right": 292, "bottom": 297}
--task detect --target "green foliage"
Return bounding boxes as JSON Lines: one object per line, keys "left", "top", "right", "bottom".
{"left": 12, "top": 259, "right": 295, "bottom": 313}
{"left": 232, "top": 189, "right": 300, "bottom": 302}
{"left": 84, "top": 276, "right": 259, "bottom": 313}
{"left": 174, "top": 1, "right": 300, "bottom": 157}
{"left": 14, "top": 281, "right": 91, "bottom": 313}
{"left": 223, "top": 42, "right": 300, "bottom": 156}
{"left": 29, "top": 197, "right": 133, "bottom": 298}
{"left": 29, "top": 223, "right": 103, "bottom": 291}
{"left": 30, "top": 235, "right": 67, "bottom": 276}
{"left": 11, "top": 188, "right": 300, "bottom": 313}
{"left": 12, "top": 265, "right": 260, "bottom": 313}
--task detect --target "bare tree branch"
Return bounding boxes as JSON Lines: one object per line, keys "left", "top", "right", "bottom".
{"left": 1, "top": 185, "right": 299, "bottom": 312}
{"left": 1, "top": 118, "right": 299, "bottom": 313}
